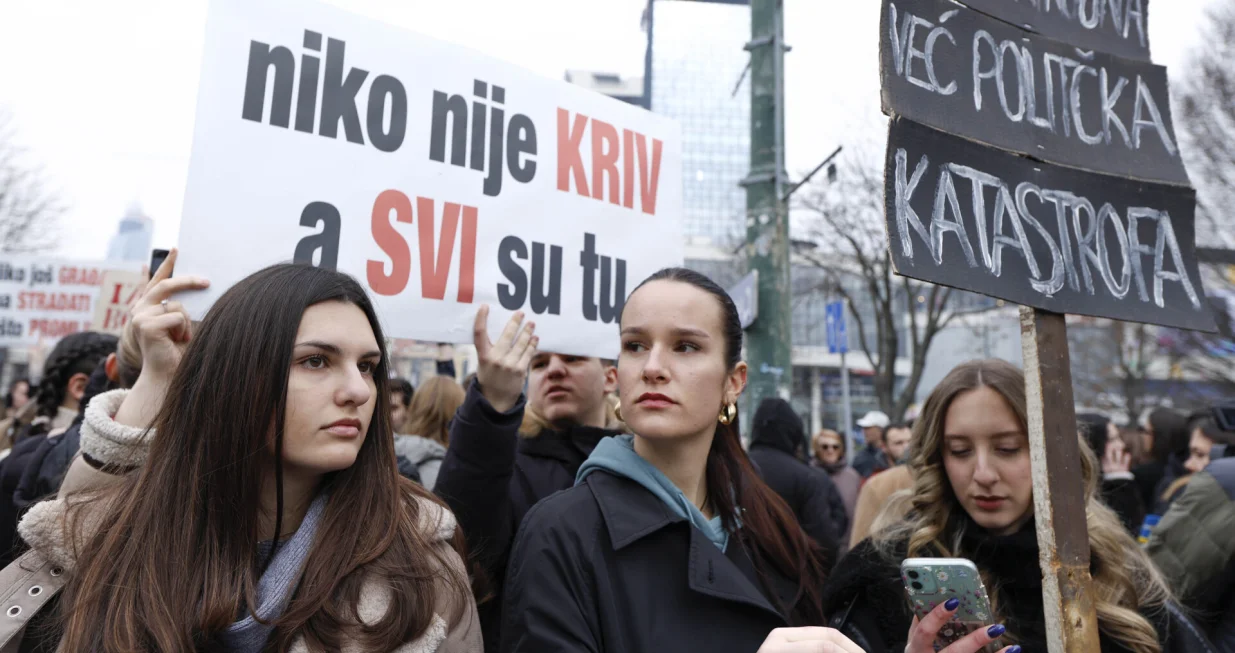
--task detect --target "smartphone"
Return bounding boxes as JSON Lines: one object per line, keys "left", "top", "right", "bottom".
{"left": 150, "top": 248, "right": 171, "bottom": 277}
{"left": 901, "top": 557, "right": 995, "bottom": 652}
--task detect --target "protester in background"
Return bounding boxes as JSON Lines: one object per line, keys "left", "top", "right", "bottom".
{"left": 812, "top": 429, "right": 860, "bottom": 541}
{"left": 1077, "top": 413, "right": 1145, "bottom": 535}
{"left": 6, "top": 332, "right": 117, "bottom": 450}
{"left": 882, "top": 423, "right": 913, "bottom": 466}
{"left": 1150, "top": 412, "right": 1235, "bottom": 517}
{"left": 1133, "top": 407, "right": 1189, "bottom": 509}
{"left": 391, "top": 377, "right": 415, "bottom": 433}
{"left": 434, "top": 308, "right": 623, "bottom": 653}
{"left": 747, "top": 398, "right": 847, "bottom": 558}
{"left": 1148, "top": 456, "right": 1235, "bottom": 650}
{"left": 0, "top": 260, "right": 480, "bottom": 651}
{"left": 503, "top": 268, "right": 835, "bottom": 653}
{"left": 0, "top": 331, "right": 118, "bottom": 566}
{"left": 823, "top": 360, "right": 1211, "bottom": 653}
{"left": 3, "top": 379, "right": 29, "bottom": 419}
{"left": 1183, "top": 413, "right": 1235, "bottom": 476}
{"left": 851, "top": 411, "right": 890, "bottom": 478}
{"left": 396, "top": 375, "right": 464, "bottom": 490}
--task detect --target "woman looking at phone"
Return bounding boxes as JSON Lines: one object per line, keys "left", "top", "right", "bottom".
{"left": 822, "top": 360, "right": 1212, "bottom": 653}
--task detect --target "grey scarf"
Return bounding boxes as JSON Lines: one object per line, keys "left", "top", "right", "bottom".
{"left": 220, "top": 494, "right": 329, "bottom": 652}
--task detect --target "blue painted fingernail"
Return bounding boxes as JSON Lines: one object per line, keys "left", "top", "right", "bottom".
{"left": 944, "top": 598, "right": 960, "bottom": 610}
{"left": 988, "top": 624, "right": 1006, "bottom": 638}
{"left": 1007, "top": 647, "right": 1021, "bottom": 653}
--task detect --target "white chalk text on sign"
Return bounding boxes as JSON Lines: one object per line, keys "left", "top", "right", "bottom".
{"left": 884, "top": 117, "right": 1212, "bottom": 331}
{"left": 880, "top": 0, "right": 1185, "bottom": 186}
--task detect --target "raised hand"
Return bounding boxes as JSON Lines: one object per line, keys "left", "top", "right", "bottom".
{"left": 127, "top": 248, "right": 210, "bottom": 383}
{"left": 112, "top": 249, "right": 209, "bottom": 430}
{"left": 473, "top": 305, "right": 537, "bottom": 413}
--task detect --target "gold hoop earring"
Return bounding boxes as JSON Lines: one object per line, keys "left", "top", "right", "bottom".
{"left": 614, "top": 401, "right": 623, "bottom": 422}
{"left": 718, "top": 403, "right": 736, "bottom": 425}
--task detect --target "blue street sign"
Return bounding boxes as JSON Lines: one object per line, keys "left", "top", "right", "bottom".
{"left": 826, "top": 301, "right": 847, "bottom": 354}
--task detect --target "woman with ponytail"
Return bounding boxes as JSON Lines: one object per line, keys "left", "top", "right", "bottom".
{"left": 501, "top": 268, "right": 862, "bottom": 653}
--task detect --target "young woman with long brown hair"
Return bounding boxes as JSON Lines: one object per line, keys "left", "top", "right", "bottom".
{"left": 501, "top": 268, "right": 866, "bottom": 653}
{"left": 0, "top": 254, "right": 479, "bottom": 652}
{"left": 822, "top": 359, "right": 1213, "bottom": 653}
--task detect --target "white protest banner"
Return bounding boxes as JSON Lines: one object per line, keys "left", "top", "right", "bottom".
{"left": 177, "top": 0, "right": 684, "bottom": 358}
{"left": 0, "top": 257, "right": 140, "bottom": 346}
{"left": 91, "top": 269, "right": 147, "bottom": 336}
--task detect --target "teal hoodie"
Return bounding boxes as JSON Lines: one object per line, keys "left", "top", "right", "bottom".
{"left": 576, "top": 434, "right": 730, "bottom": 551}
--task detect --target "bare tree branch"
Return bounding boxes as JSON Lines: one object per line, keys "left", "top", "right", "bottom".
{"left": 793, "top": 143, "right": 998, "bottom": 420}
{"left": 0, "top": 111, "right": 64, "bottom": 252}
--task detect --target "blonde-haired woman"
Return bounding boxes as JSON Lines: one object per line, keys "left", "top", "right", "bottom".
{"left": 821, "top": 360, "right": 1213, "bottom": 653}
{"left": 397, "top": 375, "right": 465, "bottom": 490}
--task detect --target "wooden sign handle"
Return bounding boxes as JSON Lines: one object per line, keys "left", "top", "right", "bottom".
{"left": 1019, "top": 307, "right": 1101, "bottom": 653}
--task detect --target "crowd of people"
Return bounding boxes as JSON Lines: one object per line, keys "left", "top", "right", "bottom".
{"left": 0, "top": 252, "right": 1228, "bottom": 652}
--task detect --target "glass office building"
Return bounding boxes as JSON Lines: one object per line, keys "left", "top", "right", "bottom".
{"left": 648, "top": 0, "right": 750, "bottom": 247}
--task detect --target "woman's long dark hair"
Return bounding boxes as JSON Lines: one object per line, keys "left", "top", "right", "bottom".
{"left": 1147, "top": 407, "right": 1188, "bottom": 464}
{"left": 627, "top": 268, "right": 829, "bottom": 625}
{"left": 59, "top": 264, "right": 469, "bottom": 651}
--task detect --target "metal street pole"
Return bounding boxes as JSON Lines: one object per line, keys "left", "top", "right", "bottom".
{"left": 841, "top": 342, "right": 853, "bottom": 464}
{"left": 742, "top": 0, "right": 790, "bottom": 411}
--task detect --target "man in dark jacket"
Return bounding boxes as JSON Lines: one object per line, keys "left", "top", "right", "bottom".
{"left": 747, "top": 398, "right": 847, "bottom": 561}
{"left": 851, "top": 411, "right": 891, "bottom": 478}
{"left": 434, "top": 308, "right": 621, "bottom": 653}
{"left": 1148, "top": 455, "right": 1235, "bottom": 650}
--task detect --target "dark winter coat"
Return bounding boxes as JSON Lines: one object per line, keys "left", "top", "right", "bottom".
{"left": 823, "top": 517, "right": 1215, "bottom": 653}
{"left": 747, "top": 398, "right": 847, "bottom": 562}
{"left": 434, "top": 382, "right": 622, "bottom": 653}
{"left": 1101, "top": 473, "right": 1147, "bottom": 536}
{"left": 1151, "top": 453, "right": 1192, "bottom": 516}
{"left": 0, "top": 433, "right": 51, "bottom": 568}
{"left": 851, "top": 444, "right": 889, "bottom": 479}
{"left": 1134, "top": 459, "right": 1168, "bottom": 510}
{"left": 502, "top": 470, "right": 807, "bottom": 653}
{"left": 1149, "top": 458, "right": 1235, "bottom": 651}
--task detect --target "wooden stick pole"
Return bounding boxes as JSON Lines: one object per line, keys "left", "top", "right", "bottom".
{"left": 1019, "top": 307, "right": 1101, "bottom": 653}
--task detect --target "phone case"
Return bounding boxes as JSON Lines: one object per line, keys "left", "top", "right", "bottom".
{"left": 901, "top": 558, "right": 993, "bottom": 652}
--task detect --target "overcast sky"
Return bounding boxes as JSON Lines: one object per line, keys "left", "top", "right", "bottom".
{"left": 0, "top": 0, "right": 1218, "bottom": 260}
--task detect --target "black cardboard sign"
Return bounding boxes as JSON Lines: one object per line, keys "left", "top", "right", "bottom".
{"left": 960, "top": 0, "right": 1151, "bottom": 62}
{"left": 880, "top": 0, "right": 1186, "bottom": 186}
{"left": 883, "top": 117, "right": 1214, "bottom": 332}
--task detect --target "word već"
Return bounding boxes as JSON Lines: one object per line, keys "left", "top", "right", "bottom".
{"left": 886, "top": 3, "right": 1173, "bottom": 156}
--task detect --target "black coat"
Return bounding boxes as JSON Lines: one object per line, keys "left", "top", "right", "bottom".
{"left": 502, "top": 470, "right": 803, "bottom": 653}
{"left": 434, "top": 382, "right": 621, "bottom": 653}
{"left": 0, "top": 432, "right": 50, "bottom": 567}
{"left": 822, "top": 519, "right": 1215, "bottom": 653}
{"left": 747, "top": 398, "right": 846, "bottom": 561}
{"left": 1100, "top": 475, "right": 1147, "bottom": 536}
